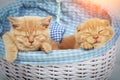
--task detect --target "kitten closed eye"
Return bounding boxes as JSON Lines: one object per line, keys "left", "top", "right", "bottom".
{"left": 98, "top": 30, "right": 104, "bottom": 34}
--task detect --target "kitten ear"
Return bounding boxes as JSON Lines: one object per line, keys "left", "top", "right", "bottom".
{"left": 8, "top": 17, "right": 19, "bottom": 28}
{"left": 77, "top": 25, "right": 81, "bottom": 32}
{"left": 101, "top": 20, "right": 110, "bottom": 26}
{"left": 42, "top": 16, "right": 52, "bottom": 28}
{"left": 8, "top": 17, "right": 18, "bottom": 24}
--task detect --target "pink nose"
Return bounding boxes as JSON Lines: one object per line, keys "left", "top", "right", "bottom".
{"left": 93, "top": 35, "right": 99, "bottom": 39}
{"left": 29, "top": 40, "right": 34, "bottom": 43}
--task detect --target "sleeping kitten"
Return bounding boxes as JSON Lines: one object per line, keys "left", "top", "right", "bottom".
{"left": 59, "top": 18, "right": 114, "bottom": 50}
{"left": 75, "top": 18, "right": 114, "bottom": 49}
{"left": 2, "top": 16, "right": 59, "bottom": 62}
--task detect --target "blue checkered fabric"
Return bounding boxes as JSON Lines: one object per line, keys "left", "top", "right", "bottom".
{"left": 0, "top": 0, "right": 120, "bottom": 65}
{"left": 0, "top": 24, "right": 2, "bottom": 34}
{"left": 0, "top": 38, "right": 5, "bottom": 59}
{"left": 50, "top": 22, "right": 65, "bottom": 42}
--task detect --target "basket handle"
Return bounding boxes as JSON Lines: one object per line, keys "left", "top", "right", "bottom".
{"left": 56, "top": 0, "right": 61, "bottom": 23}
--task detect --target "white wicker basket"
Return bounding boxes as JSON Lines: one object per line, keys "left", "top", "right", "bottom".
{"left": 0, "top": 45, "right": 116, "bottom": 80}
{"left": 0, "top": 0, "right": 119, "bottom": 80}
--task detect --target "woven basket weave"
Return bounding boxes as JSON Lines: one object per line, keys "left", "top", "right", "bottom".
{"left": 0, "top": 45, "right": 116, "bottom": 80}
{"left": 0, "top": 0, "right": 120, "bottom": 80}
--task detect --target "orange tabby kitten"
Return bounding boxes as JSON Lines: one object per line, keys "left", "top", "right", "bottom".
{"left": 59, "top": 18, "right": 114, "bottom": 50}
{"left": 75, "top": 18, "right": 114, "bottom": 49}
{"left": 2, "top": 16, "right": 59, "bottom": 62}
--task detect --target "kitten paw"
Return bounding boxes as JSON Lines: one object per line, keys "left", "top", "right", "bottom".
{"left": 5, "top": 50, "right": 18, "bottom": 63}
{"left": 6, "top": 57, "right": 16, "bottom": 63}
{"left": 41, "top": 43, "right": 52, "bottom": 53}
{"left": 6, "top": 53, "right": 17, "bottom": 63}
{"left": 81, "top": 42, "right": 93, "bottom": 50}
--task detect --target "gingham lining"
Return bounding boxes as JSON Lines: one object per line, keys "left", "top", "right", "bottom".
{"left": 50, "top": 22, "right": 65, "bottom": 42}
{"left": 0, "top": 24, "right": 2, "bottom": 33}
{"left": 0, "top": 0, "right": 120, "bottom": 65}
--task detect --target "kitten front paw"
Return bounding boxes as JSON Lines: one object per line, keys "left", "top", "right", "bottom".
{"left": 81, "top": 42, "right": 94, "bottom": 50}
{"left": 6, "top": 52, "right": 17, "bottom": 63}
{"left": 6, "top": 56, "right": 16, "bottom": 63}
{"left": 41, "top": 43, "right": 52, "bottom": 53}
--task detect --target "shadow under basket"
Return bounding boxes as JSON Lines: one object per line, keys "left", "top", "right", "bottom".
{"left": 0, "top": 0, "right": 120, "bottom": 80}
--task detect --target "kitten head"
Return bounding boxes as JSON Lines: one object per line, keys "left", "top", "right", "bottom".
{"left": 76, "top": 18, "right": 114, "bottom": 48}
{"left": 8, "top": 16, "right": 52, "bottom": 48}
